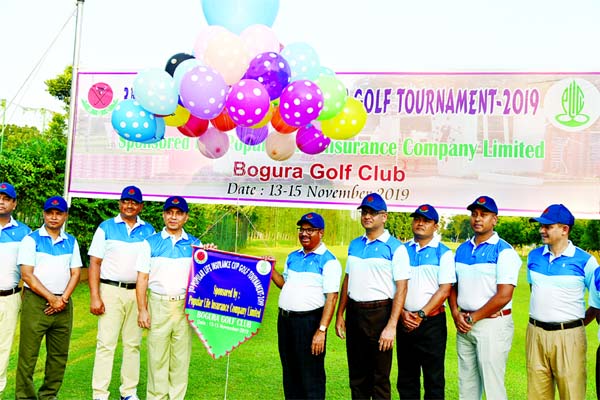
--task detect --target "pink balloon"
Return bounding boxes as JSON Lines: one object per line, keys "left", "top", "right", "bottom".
{"left": 240, "top": 24, "right": 280, "bottom": 60}
{"left": 179, "top": 66, "right": 228, "bottom": 119}
{"left": 279, "top": 80, "right": 323, "bottom": 127}
{"left": 226, "top": 79, "right": 271, "bottom": 127}
{"left": 296, "top": 124, "right": 331, "bottom": 155}
{"left": 193, "top": 25, "right": 228, "bottom": 63}
{"left": 197, "top": 127, "right": 230, "bottom": 159}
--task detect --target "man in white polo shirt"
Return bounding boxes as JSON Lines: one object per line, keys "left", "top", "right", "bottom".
{"left": 15, "top": 196, "right": 82, "bottom": 400}
{"left": 527, "top": 204, "right": 600, "bottom": 399}
{"left": 271, "top": 212, "right": 342, "bottom": 399}
{"left": 0, "top": 182, "right": 31, "bottom": 397}
{"left": 449, "top": 195, "right": 521, "bottom": 400}
{"left": 88, "top": 185, "right": 155, "bottom": 400}
{"left": 136, "top": 196, "right": 215, "bottom": 400}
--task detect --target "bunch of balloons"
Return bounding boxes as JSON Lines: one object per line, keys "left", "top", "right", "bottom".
{"left": 110, "top": 0, "right": 368, "bottom": 161}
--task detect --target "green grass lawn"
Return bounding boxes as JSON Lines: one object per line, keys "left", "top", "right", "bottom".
{"left": 3, "top": 243, "right": 599, "bottom": 399}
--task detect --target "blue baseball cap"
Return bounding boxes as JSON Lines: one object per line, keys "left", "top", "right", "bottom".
{"left": 297, "top": 212, "right": 325, "bottom": 229}
{"left": 121, "top": 185, "right": 143, "bottom": 203}
{"left": 530, "top": 204, "right": 575, "bottom": 226}
{"left": 358, "top": 193, "right": 387, "bottom": 212}
{"left": 44, "top": 196, "right": 68, "bottom": 212}
{"left": 164, "top": 196, "right": 189, "bottom": 212}
{"left": 410, "top": 204, "right": 439, "bottom": 223}
{"left": 0, "top": 182, "right": 17, "bottom": 199}
{"left": 467, "top": 195, "right": 498, "bottom": 214}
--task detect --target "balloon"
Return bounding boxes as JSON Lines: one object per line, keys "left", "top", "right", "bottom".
{"left": 250, "top": 102, "right": 273, "bottom": 128}
{"left": 226, "top": 79, "right": 271, "bottom": 127}
{"left": 164, "top": 105, "right": 191, "bottom": 127}
{"left": 197, "top": 126, "right": 230, "bottom": 159}
{"left": 315, "top": 75, "right": 347, "bottom": 120}
{"left": 210, "top": 108, "right": 237, "bottom": 131}
{"left": 177, "top": 114, "right": 209, "bottom": 137}
{"left": 235, "top": 125, "right": 268, "bottom": 146}
{"left": 280, "top": 42, "right": 320, "bottom": 81}
{"left": 165, "top": 53, "right": 195, "bottom": 76}
{"left": 240, "top": 25, "right": 280, "bottom": 59}
{"left": 321, "top": 97, "right": 368, "bottom": 140}
{"left": 193, "top": 25, "right": 228, "bottom": 63}
{"left": 204, "top": 30, "right": 249, "bottom": 85}
{"left": 317, "top": 66, "right": 336, "bottom": 77}
{"left": 279, "top": 80, "right": 324, "bottom": 127}
{"left": 244, "top": 52, "right": 291, "bottom": 100}
{"left": 173, "top": 58, "right": 202, "bottom": 91}
{"left": 111, "top": 99, "right": 157, "bottom": 142}
{"left": 265, "top": 130, "right": 296, "bottom": 161}
{"left": 179, "top": 66, "right": 228, "bottom": 119}
{"left": 133, "top": 68, "right": 178, "bottom": 115}
{"left": 141, "top": 117, "right": 166, "bottom": 144}
{"left": 270, "top": 106, "right": 297, "bottom": 133}
{"left": 296, "top": 124, "right": 331, "bottom": 155}
{"left": 201, "top": 0, "right": 280, "bottom": 35}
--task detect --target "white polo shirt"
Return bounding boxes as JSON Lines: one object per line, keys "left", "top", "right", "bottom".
{"left": 0, "top": 217, "right": 31, "bottom": 290}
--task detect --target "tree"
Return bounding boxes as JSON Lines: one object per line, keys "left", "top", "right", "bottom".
{"left": 45, "top": 65, "right": 73, "bottom": 111}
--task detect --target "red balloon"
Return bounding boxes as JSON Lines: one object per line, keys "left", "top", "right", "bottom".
{"left": 271, "top": 106, "right": 298, "bottom": 134}
{"left": 210, "top": 108, "right": 237, "bottom": 132}
{"left": 177, "top": 114, "right": 209, "bottom": 137}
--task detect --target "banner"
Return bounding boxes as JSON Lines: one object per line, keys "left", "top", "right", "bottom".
{"left": 186, "top": 247, "right": 273, "bottom": 359}
{"left": 70, "top": 72, "right": 600, "bottom": 218}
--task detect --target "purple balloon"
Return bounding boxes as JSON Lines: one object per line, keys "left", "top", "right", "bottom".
{"left": 244, "top": 52, "right": 291, "bottom": 100}
{"left": 226, "top": 79, "right": 271, "bottom": 127}
{"left": 279, "top": 80, "right": 323, "bottom": 127}
{"left": 179, "top": 66, "right": 228, "bottom": 119}
{"left": 296, "top": 124, "right": 331, "bottom": 155}
{"left": 235, "top": 125, "right": 269, "bottom": 146}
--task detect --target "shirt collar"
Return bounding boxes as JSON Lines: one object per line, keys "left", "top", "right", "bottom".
{"left": 0, "top": 216, "right": 17, "bottom": 229}
{"left": 115, "top": 214, "right": 145, "bottom": 226}
{"left": 363, "top": 229, "right": 391, "bottom": 244}
{"left": 296, "top": 242, "right": 327, "bottom": 256}
{"left": 160, "top": 227, "right": 189, "bottom": 241}
{"left": 40, "top": 225, "right": 67, "bottom": 241}
{"left": 408, "top": 234, "right": 441, "bottom": 250}
{"left": 469, "top": 231, "right": 499, "bottom": 246}
{"left": 542, "top": 240, "right": 576, "bottom": 257}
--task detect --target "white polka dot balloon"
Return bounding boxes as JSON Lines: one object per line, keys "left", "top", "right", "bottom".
{"left": 111, "top": 99, "right": 157, "bottom": 142}
{"left": 279, "top": 80, "right": 324, "bottom": 127}
{"left": 226, "top": 79, "right": 271, "bottom": 127}
{"left": 179, "top": 65, "right": 228, "bottom": 120}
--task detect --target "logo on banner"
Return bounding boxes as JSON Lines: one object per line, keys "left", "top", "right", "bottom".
{"left": 186, "top": 247, "right": 273, "bottom": 359}
{"left": 81, "top": 82, "right": 119, "bottom": 116}
{"left": 544, "top": 78, "right": 600, "bottom": 132}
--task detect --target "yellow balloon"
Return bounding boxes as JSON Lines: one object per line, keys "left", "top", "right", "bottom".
{"left": 321, "top": 97, "right": 367, "bottom": 140}
{"left": 250, "top": 103, "right": 274, "bottom": 128}
{"left": 164, "top": 105, "right": 191, "bottom": 127}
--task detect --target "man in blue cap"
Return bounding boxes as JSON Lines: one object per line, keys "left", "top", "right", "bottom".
{"left": 449, "top": 195, "right": 521, "bottom": 400}
{"left": 526, "top": 204, "right": 600, "bottom": 400}
{"left": 88, "top": 185, "right": 155, "bottom": 400}
{"left": 271, "top": 212, "right": 342, "bottom": 400}
{"left": 0, "top": 182, "right": 31, "bottom": 397}
{"left": 16, "top": 196, "right": 82, "bottom": 400}
{"left": 335, "top": 193, "right": 410, "bottom": 400}
{"left": 397, "top": 204, "right": 455, "bottom": 399}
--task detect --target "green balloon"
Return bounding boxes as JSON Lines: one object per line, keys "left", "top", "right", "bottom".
{"left": 316, "top": 75, "right": 347, "bottom": 121}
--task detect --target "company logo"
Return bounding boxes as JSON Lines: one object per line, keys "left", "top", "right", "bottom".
{"left": 544, "top": 78, "right": 600, "bottom": 132}
{"left": 81, "top": 82, "right": 118, "bottom": 116}
{"left": 194, "top": 249, "right": 208, "bottom": 265}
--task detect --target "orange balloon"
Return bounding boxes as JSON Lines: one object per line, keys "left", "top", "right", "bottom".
{"left": 271, "top": 106, "right": 298, "bottom": 134}
{"left": 210, "top": 108, "right": 237, "bottom": 132}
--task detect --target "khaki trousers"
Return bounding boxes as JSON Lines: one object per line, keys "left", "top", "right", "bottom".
{"left": 526, "top": 323, "right": 586, "bottom": 400}
{"left": 146, "top": 293, "right": 192, "bottom": 400}
{"left": 0, "top": 292, "right": 21, "bottom": 393}
{"left": 92, "top": 283, "right": 142, "bottom": 400}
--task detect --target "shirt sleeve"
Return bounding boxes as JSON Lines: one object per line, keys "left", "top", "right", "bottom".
{"left": 282, "top": 255, "right": 290, "bottom": 281}
{"left": 392, "top": 244, "right": 411, "bottom": 281}
{"left": 17, "top": 235, "right": 36, "bottom": 267}
{"left": 136, "top": 240, "right": 151, "bottom": 274}
{"left": 70, "top": 239, "right": 83, "bottom": 268}
{"left": 438, "top": 250, "right": 456, "bottom": 285}
{"left": 496, "top": 247, "right": 522, "bottom": 286}
{"left": 585, "top": 256, "right": 600, "bottom": 308}
{"left": 87, "top": 226, "right": 106, "bottom": 258}
{"left": 322, "top": 258, "right": 342, "bottom": 294}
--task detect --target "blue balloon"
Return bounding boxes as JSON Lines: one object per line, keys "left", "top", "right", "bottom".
{"left": 201, "top": 0, "right": 280, "bottom": 34}
{"left": 111, "top": 99, "right": 157, "bottom": 142}
{"left": 140, "top": 117, "right": 166, "bottom": 144}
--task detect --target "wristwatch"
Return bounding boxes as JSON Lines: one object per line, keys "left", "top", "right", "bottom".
{"left": 318, "top": 325, "right": 327, "bottom": 332}
{"left": 465, "top": 314, "right": 473, "bottom": 325}
{"left": 417, "top": 309, "right": 427, "bottom": 320}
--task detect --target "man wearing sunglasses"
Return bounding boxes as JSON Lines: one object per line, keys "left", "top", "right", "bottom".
{"left": 271, "top": 212, "right": 342, "bottom": 400}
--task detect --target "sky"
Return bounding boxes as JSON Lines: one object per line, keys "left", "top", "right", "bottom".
{"left": 2, "top": 0, "right": 600, "bottom": 127}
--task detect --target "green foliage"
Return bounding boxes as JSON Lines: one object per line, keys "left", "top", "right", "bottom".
{"left": 442, "top": 215, "right": 471, "bottom": 242}
{"left": 386, "top": 212, "right": 412, "bottom": 241}
{"left": 581, "top": 220, "right": 600, "bottom": 251}
{"left": 496, "top": 217, "right": 539, "bottom": 247}
{"left": 45, "top": 65, "right": 73, "bottom": 111}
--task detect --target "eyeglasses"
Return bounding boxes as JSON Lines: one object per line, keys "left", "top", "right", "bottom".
{"left": 297, "top": 227, "right": 320, "bottom": 235}
{"left": 360, "top": 209, "right": 386, "bottom": 217}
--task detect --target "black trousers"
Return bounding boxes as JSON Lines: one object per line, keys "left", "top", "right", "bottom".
{"left": 396, "top": 312, "right": 447, "bottom": 400}
{"left": 596, "top": 345, "right": 600, "bottom": 400}
{"left": 346, "top": 301, "right": 393, "bottom": 400}
{"left": 277, "top": 308, "right": 325, "bottom": 400}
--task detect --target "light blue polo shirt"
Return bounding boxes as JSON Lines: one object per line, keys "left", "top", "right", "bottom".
{"left": 454, "top": 232, "right": 521, "bottom": 311}
{"left": 528, "top": 241, "right": 600, "bottom": 323}
{"left": 279, "top": 242, "right": 342, "bottom": 312}
{"left": 88, "top": 215, "right": 155, "bottom": 283}
{"left": 0, "top": 217, "right": 31, "bottom": 290}
{"left": 18, "top": 225, "right": 83, "bottom": 294}
{"left": 346, "top": 229, "right": 410, "bottom": 302}
{"left": 404, "top": 235, "right": 456, "bottom": 311}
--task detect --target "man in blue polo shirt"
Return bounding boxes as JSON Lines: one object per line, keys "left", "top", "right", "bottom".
{"left": 15, "top": 196, "right": 82, "bottom": 400}
{"left": 449, "top": 195, "right": 521, "bottom": 400}
{"left": 336, "top": 193, "right": 410, "bottom": 400}
{"left": 88, "top": 185, "right": 155, "bottom": 400}
{"left": 526, "top": 204, "right": 600, "bottom": 399}
{"left": 271, "top": 212, "right": 342, "bottom": 400}
{"left": 397, "top": 204, "right": 455, "bottom": 400}
{"left": 0, "top": 182, "right": 30, "bottom": 397}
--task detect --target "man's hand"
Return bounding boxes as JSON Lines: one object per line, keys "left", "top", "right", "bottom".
{"left": 335, "top": 316, "right": 346, "bottom": 339}
{"left": 453, "top": 311, "right": 473, "bottom": 334}
{"left": 90, "top": 294, "right": 105, "bottom": 315}
{"left": 44, "top": 295, "right": 67, "bottom": 315}
{"left": 379, "top": 324, "right": 396, "bottom": 351}
{"left": 401, "top": 310, "right": 421, "bottom": 332}
{"left": 311, "top": 330, "right": 326, "bottom": 355}
{"left": 138, "top": 309, "right": 151, "bottom": 329}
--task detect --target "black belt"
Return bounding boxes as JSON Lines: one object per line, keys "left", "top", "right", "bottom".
{"left": 100, "top": 279, "right": 136, "bottom": 290}
{"left": 279, "top": 307, "right": 323, "bottom": 318}
{"left": 529, "top": 317, "right": 584, "bottom": 331}
{"left": 0, "top": 286, "right": 21, "bottom": 297}
{"left": 348, "top": 298, "right": 392, "bottom": 309}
